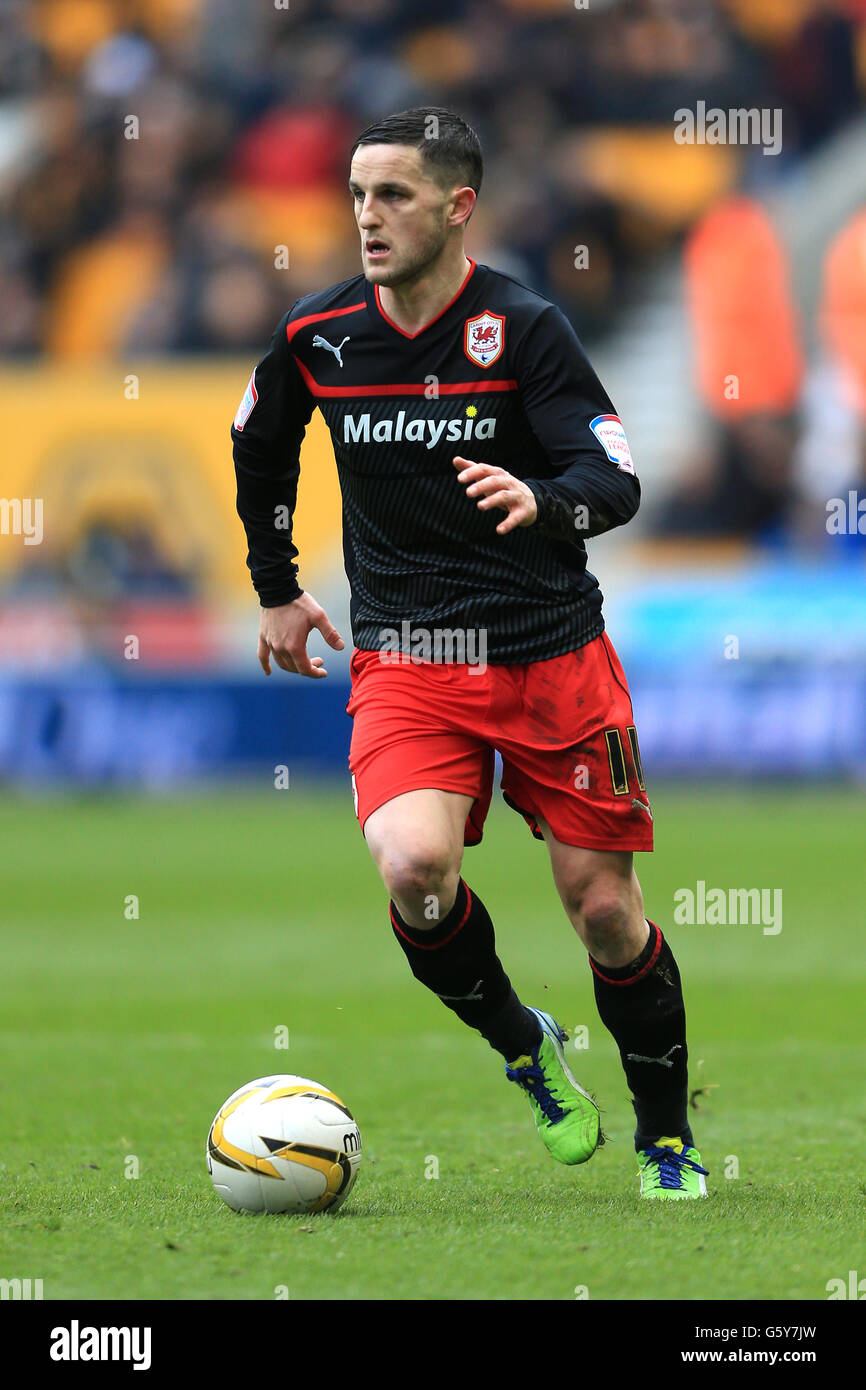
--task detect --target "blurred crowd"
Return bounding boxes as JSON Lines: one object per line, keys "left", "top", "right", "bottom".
{"left": 1, "top": 0, "right": 863, "bottom": 359}
{"left": 1, "top": 0, "right": 865, "bottom": 564}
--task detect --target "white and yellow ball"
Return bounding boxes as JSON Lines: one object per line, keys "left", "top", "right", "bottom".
{"left": 206, "top": 1074, "right": 361, "bottom": 1214}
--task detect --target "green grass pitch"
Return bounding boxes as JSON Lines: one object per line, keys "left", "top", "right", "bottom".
{"left": 0, "top": 782, "right": 862, "bottom": 1301}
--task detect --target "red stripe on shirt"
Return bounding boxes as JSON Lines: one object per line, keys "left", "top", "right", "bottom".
{"left": 293, "top": 355, "right": 517, "bottom": 398}
{"left": 285, "top": 302, "right": 367, "bottom": 347}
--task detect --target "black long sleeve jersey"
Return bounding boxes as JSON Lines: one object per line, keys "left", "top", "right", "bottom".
{"left": 232, "top": 258, "right": 640, "bottom": 664}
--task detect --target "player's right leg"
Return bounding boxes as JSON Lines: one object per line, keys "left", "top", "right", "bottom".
{"left": 363, "top": 788, "right": 601, "bottom": 1165}
{"left": 363, "top": 786, "right": 470, "bottom": 930}
{"left": 364, "top": 787, "right": 541, "bottom": 1056}
{"left": 346, "top": 648, "right": 600, "bottom": 1163}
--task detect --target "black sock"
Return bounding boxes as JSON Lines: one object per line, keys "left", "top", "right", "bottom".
{"left": 390, "top": 878, "right": 541, "bottom": 1060}
{"left": 589, "top": 920, "right": 694, "bottom": 1151}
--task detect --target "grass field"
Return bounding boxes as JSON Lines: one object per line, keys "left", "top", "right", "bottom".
{"left": 0, "top": 782, "right": 862, "bottom": 1302}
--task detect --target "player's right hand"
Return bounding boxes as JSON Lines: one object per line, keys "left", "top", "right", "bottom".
{"left": 258, "top": 594, "right": 345, "bottom": 678}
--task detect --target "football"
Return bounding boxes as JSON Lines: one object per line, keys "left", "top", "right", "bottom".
{"left": 206, "top": 1073, "right": 362, "bottom": 1214}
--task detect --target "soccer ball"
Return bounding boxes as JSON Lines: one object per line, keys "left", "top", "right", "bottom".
{"left": 206, "top": 1073, "right": 362, "bottom": 1214}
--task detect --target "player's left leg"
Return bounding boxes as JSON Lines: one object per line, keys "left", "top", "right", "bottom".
{"left": 538, "top": 827, "right": 708, "bottom": 1199}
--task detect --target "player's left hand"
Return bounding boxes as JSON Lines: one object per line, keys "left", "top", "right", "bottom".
{"left": 452, "top": 457, "right": 538, "bottom": 534}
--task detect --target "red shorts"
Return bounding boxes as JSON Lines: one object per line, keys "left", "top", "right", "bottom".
{"left": 345, "top": 631, "right": 653, "bottom": 852}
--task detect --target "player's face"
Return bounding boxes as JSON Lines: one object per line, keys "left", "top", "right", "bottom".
{"left": 349, "top": 145, "right": 459, "bottom": 288}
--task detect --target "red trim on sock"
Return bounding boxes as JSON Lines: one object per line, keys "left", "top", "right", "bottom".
{"left": 389, "top": 883, "right": 473, "bottom": 951}
{"left": 589, "top": 921, "right": 662, "bottom": 986}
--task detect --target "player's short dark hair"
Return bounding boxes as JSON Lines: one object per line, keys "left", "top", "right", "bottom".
{"left": 350, "top": 107, "right": 483, "bottom": 197}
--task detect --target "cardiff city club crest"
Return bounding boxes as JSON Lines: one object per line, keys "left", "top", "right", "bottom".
{"left": 464, "top": 311, "right": 505, "bottom": 368}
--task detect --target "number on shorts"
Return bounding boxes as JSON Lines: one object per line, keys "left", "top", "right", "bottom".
{"left": 604, "top": 725, "right": 645, "bottom": 796}
{"left": 626, "top": 725, "right": 645, "bottom": 790}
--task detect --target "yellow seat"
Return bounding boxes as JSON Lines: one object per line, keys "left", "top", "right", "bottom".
{"left": 47, "top": 219, "right": 168, "bottom": 359}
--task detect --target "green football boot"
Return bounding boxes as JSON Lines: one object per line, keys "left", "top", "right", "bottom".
{"left": 505, "top": 1007, "right": 602, "bottom": 1165}
{"left": 638, "top": 1137, "right": 709, "bottom": 1199}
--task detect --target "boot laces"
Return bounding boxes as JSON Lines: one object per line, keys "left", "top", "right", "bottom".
{"left": 642, "top": 1145, "right": 709, "bottom": 1189}
{"left": 505, "top": 1058, "right": 565, "bottom": 1123}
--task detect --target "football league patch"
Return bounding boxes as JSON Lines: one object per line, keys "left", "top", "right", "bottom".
{"left": 464, "top": 311, "right": 505, "bottom": 368}
{"left": 589, "top": 413, "right": 635, "bottom": 475}
{"left": 233, "top": 370, "right": 258, "bottom": 431}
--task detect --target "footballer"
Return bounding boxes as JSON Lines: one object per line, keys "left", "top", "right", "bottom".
{"left": 232, "top": 108, "right": 707, "bottom": 1199}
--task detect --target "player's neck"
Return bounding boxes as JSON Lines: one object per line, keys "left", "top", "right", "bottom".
{"left": 377, "top": 249, "right": 472, "bottom": 336}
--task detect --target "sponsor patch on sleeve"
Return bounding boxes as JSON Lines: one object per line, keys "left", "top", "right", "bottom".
{"left": 233, "top": 370, "right": 258, "bottom": 431}
{"left": 589, "top": 413, "right": 635, "bottom": 475}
